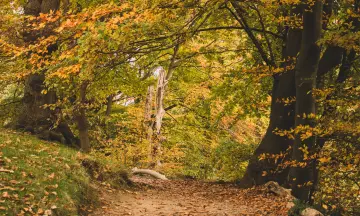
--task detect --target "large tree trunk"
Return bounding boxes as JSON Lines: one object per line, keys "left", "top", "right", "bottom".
{"left": 18, "top": 0, "right": 76, "bottom": 145}
{"left": 18, "top": 74, "right": 56, "bottom": 131}
{"left": 312, "top": 1, "right": 359, "bottom": 203}
{"left": 239, "top": 8, "right": 302, "bottom": 188}
{"left": 19, "top": 1, "right": 60, "bottom": 130}
{"left": 289, "top": 0, "right": 323, "bottom": 202}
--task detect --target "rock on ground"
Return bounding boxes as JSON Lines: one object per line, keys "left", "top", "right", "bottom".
{"left": 301, "top": 208, "right": 324, "bottom": 216}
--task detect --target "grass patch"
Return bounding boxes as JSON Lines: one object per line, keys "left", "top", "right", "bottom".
{"left": 0, "top": 129, "right": 97, "bottom": 215}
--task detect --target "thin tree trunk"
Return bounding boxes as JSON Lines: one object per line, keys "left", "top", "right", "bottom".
{"left": 289, "top": 0, "right": 322, "bottom": 202}
{"left": 155, "top": 69, "right": 166, "bottom": 136}
{"left": 105, "top": 95, "right": 114, "bottom": 116}
{"left": 76, "top": 82, "right": 90, "bottom": 153}
{"left": 144, "top": 85, "right": 154, "bottom": 163}
{"left": 150, "top": 45, "right": 179, "bottom": 166}
{"left": 153, "top": 68, "right": 166, "bottom": 166}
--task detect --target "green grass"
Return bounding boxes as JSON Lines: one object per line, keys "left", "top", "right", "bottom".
{"left": 0, "top": 129, "right": 97, "bottom": 215}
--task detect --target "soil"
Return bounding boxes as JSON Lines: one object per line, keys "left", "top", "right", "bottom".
{"left": 90, "top": 176, "right": 290, "bottom": 216}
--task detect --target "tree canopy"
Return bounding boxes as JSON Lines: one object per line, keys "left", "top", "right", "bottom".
{"left": 0, "top": 0, "right": 359, "bottom": 214}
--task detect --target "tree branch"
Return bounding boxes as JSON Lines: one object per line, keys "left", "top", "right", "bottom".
{"left": 228, "top": 2, "right": 275, "bottom": 66}
{"left": 196, "top": 26, "right": 283, "bottom": 39}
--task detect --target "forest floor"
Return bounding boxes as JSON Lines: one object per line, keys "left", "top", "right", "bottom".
{"left": 91, "top": 176, "right": 291, "bottom": 216}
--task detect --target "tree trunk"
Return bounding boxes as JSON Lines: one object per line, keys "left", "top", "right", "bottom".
{"left": 18, "top": 74, "right": 56, "bottom": 131}
{"left": 76, "top": 82, "right": 91, "bottom": 153}
{"left": 19, "top": 0, "right": 60, "bottom": 130}
{"left": 155, "top": 69, "right": 166, "bottom": 137}
{"left": 148, "top": 45, "right": 179, "bottom": 166}
{"left": 17, "top": 0, "right": 76, "bottom": 144}
{"left": 289, "top": 0, "right": 322, "bottom": 202}
{"left": 316, "top": 46, "right": 344, "bottom": 88}
{"left": 313, "top": 49, "right": 357, "bottom": 202}
{"left": 144, "top": 85, "right": 155, "bottom": 162}
{"left": 239, "top": 8, "right": 302, "bottom": 188}
{"left": 153, "top": 68, "right": 166, "bottom": 166}
{"left": 105, "top": 95, "right": 114, "bottom": 116}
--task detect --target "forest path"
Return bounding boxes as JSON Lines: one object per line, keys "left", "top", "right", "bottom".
{"left": 91, "top": 176, "right": 290, "bottom": 216}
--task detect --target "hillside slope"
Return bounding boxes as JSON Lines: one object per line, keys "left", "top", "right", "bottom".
{"left": 0, "top": 129, "right": 96, "bottom": 215}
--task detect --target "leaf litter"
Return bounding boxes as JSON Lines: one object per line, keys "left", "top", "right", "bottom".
{"left": 92, "top": 176, "right": 291, "bottom": 216}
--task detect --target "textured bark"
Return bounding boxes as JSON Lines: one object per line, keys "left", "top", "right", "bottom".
{"left": 18, "top": 74, "right": 56, "bottom": 130}
{"left": 289, "top": 1, "right": 323, "bottom": 202}
{"left": 313, "top": 1, "right": 359, "bottom": 203}
{"left": 239, "top": 8, "right": 302, "bottom": 188}
{"left": 236, "top": 0, "right": 341, "bottom": 191}
{"left": 153, "top": 68, "right": 166, "bottom": 166}
{"left": 155, "top": 69, "right": 166, "bottom": 136}
{"left": 20, "top": 0, "right": 60, "bottom": 129}
{"left": 149, "top": 45, "right": 179, "bottom": 166}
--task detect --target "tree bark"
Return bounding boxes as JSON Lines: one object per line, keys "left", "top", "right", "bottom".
{"left": 312, "top": 1, "right": 358, "bottom": 203}
{"left": 76, "top": 82, "right": 91, "bottom": 153}
{"left": 18, "top": 74, "right": 56, "bottom": 131}
{"left": 18, "top": 0, "right": 76, "bottom": 145}
{"left": 19, "top": 0, "right": 60, "bottom": 130}
{"left": 289, "top": 0, "right": 323, "bottom": 202}
{"left": 105, "top": 95, "right": 114, "bottom": 116}
{"left": 239, "top": 8, "right": 302, "bottom": 188}
{"left": 148, "top": 45, "right": 179, "bottom": 166}
{"left": 144, "top": 85, "right": 155, "bottom": 163}
{"left": 153, "top": 68, "right": 166, "bottom": 166}
{"left": 155, "top": 69, "right": 166, "bottom": 137}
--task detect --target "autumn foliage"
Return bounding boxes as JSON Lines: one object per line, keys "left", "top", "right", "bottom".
{"left": 0, "top": 0, "right": 359, "bottom": 215}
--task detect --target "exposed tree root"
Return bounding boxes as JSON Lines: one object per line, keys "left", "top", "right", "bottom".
{"left": 131, "top": 167, "right": 168, "bottom": 180}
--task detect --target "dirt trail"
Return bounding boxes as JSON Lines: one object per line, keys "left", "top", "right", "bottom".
{"left": 91, "top": 176, "right": 290, "bottom": 216}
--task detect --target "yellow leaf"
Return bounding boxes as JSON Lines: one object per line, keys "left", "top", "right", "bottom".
{"left": 318, "top": 157, "right": 331, "bottom": 163}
